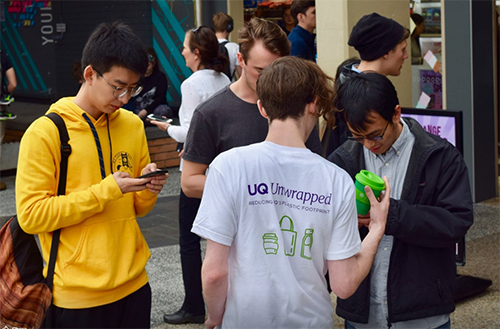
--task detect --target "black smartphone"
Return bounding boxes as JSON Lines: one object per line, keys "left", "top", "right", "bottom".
{"left": 136, "top": 168, "right": 169, "bottom": 179}
{"left": 146, "top": 114, "right": 172, "bottom": 123}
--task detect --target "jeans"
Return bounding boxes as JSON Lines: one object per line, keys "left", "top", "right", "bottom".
{"left": 178, "top": 189, "right": 204, "bottom": 315}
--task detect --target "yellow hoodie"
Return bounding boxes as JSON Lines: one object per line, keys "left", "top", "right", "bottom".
{"left": 16, "top": 97, "right": 157, "bottom": 309}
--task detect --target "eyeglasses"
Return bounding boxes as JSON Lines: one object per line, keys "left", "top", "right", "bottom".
{"left": 93, "top": 68, "right": 143, "bottom": 98}
{"left": 346, "top": 121, "right": 390, "bottom": 142}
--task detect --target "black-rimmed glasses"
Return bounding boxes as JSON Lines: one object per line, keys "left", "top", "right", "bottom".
{"left": 346, "top": 121, "right": 390, "bottom": 142}
{"left": 93, "top": 68, "right": 143, "bottom": 98}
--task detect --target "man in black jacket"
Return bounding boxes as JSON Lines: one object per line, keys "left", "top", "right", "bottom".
{"left": 328, "top": 72, "right": 473, "bottom": 329}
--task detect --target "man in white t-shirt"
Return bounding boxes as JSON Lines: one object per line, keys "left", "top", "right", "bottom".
{"left": 212, "top": 12, "right": 241, "bottom": 82}
{"left": 192, "top": 56, "right": 392, "bottom": 329}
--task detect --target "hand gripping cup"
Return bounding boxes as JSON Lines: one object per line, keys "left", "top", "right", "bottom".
{"left": 355, "top": 170, "right": 385, "bottom": 215}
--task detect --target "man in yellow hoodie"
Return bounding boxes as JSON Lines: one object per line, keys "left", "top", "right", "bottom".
{"left": 15, "top": 22, "right": 168, "bottom": 328}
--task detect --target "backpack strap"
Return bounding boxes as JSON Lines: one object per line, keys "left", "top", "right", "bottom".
{"left": 44, "top": 112, "right": 72, "bottom": 291}
{"left": 219, "top": 41, "right": 232, "bottom": 80}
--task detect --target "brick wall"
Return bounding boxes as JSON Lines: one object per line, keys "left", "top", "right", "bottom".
{"left": 148, "top": 137, "right": 180, "bottom": 168}
{"left": 2, "top": 130, "right": 23, "bottom": 144}
{"left": 3, "top": 129, "right": 180, "bottom": 169}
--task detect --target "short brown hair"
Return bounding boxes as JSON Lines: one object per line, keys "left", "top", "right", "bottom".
{"left": 238, "top": 17, "right": 290, "bottom": 63}
{"left": 212, "top": 12, "right": 232, "bottom": 33}
{"left": 256, "top": 56, "right": 337, "bottom": 127}
{"left": 291, "top": 0, "right": 315, "bottom": 24}
{"left": 399, "top": 28, "right": 411, "bottom": 44}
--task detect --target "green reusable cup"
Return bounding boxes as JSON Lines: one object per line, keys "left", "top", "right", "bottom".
{"left": 354, "top": 170, "right": 385, "bottom": 215}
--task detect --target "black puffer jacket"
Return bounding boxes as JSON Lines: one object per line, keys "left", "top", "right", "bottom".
{"left": 328, "top": 117, "right": 473, "bottom": 324}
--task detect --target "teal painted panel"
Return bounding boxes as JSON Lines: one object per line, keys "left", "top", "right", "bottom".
{"left": 152, "top": 9, "right": 191, "bottom": 78}
{"left": 152, "top": 0, "right": 195, "bottom": 105}
{"left": 4, "top": 11, "right": 47, "bottom": 91}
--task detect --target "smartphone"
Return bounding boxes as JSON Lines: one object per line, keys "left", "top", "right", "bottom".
{"left": 146, "top": 114, "right": 172, "bottom": 123}
{"left": 136, "top": 168, "right": 169, "bottom": 179}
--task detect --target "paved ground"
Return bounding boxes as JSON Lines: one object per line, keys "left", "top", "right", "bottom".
{"left": 1, "top": 100, "right": 499, "bottom": 328}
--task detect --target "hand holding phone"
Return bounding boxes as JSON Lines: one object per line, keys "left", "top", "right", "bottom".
{"left": 147, "top": 114, "right": 172, "bottom": 123}
{"left": 136, "top": 168, "right": 169, "bottom": 179}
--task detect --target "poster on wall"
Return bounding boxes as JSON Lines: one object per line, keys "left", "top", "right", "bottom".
{"left": 419, "top": 70, "right": 442, "bottom": 109}
{"left": 401, "top": 109, "right": 458, "bottom": 147}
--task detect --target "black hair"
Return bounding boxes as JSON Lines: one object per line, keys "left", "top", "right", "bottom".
{"left": 334, "top": 57, "right": 360, "bottom": 89}
{"left": 411, "top": 13, "right": 424, "bottom": 37}
{"left": 291, "top": 0, "right": 316, "bottom": 25}
{"left": 147, "top": 47, "right": 159, "bottom": 71}
{"left": 334, "top": 72, "right": 399, "bottom": 132}
{"left": 81, "top": 22, "right": 148, "bottom": 76}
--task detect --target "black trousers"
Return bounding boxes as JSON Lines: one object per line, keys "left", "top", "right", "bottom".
{"left": 178, "top": 189, "right": 205, "bottom": 315}
{"left": 43, "top": 282, "right": 151, "bottom": 328}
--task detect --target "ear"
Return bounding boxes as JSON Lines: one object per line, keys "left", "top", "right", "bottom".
{"left": 393, "top": 104, "right": 402, "bottom": 124}
{"left": 237, "top": 52, "right": 245, "bottom": 68}
{"left": 257, "top": 100, "right": 269, "bottom": 120}
{"left": 194, "top": 48, "right": 201, "bottom": 58}
{"left": 307, "top": 98, "right": 319, "bottom": 114}
{"left": 297, "top": 12, "right": 304, "bottom": 23}
{"left": 83, "top": 65, "right": 95, "bottom": 85}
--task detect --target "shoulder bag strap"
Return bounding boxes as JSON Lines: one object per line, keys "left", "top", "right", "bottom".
{"left": 44, "top": 112, "right": 72, "bottom": 291}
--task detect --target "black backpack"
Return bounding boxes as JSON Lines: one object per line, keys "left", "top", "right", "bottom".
{"left": 0, "top": 113, "right": 70, "bottom": 329}
{"left": 219, "top": 41, "right": 232, "bottom": 80}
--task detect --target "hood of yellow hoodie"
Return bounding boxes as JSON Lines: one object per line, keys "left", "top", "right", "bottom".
{"left": 46, "top": 97, "right": 121, "bottom": 128}
{"left": 43, "top": 97, "right": 145, "bottom": 179}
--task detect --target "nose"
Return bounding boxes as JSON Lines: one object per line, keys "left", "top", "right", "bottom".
{"left": 362, "top": 139, "right": 378, "bottom": 149}
{"left": 117, "top": 91, "right": 132, "bottom": 102}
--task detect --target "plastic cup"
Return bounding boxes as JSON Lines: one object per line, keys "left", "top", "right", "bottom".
{"left": 354, "top": 170, "right": 385, "bottom": 215}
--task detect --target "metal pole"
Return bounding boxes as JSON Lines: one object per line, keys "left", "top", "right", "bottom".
{"left": 195, "top": 0, "right": 203, "bottom": 27}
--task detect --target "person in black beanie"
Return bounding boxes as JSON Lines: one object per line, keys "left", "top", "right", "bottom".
{"left": 323, "top": 13, "right": 410, "bottom": 157}
{"left": 347, "top": 12, "right": 409, "bottom": 77}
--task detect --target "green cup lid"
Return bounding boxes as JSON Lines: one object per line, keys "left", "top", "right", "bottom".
{"left": 355, "top": 170, "right": 385, "bottom": 191}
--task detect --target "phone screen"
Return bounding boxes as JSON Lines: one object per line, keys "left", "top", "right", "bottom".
{"left": 147, "top": 114, "right": 172, "bottom": 123}
{"left": 136, "top": 168, "right": 169, "bottom": 179}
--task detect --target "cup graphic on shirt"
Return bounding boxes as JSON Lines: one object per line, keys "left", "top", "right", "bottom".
{"left": 279, "top": 216, "right": 297, "bottom": 257}
{"left": 262, "top": 233, "right": 279, "bottom": 255}
{"left": 355, "top": 170, "right": 385, "bottom": 215}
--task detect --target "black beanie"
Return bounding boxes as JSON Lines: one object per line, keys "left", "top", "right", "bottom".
{"left": 348, "top": 13, "right": 405, "bottom": 61}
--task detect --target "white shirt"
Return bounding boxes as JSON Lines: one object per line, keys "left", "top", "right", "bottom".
{"left": 192, "top": 141, "right": 361, "bottom": 329}
{"left": 167, "top": 69, "right": 230, "bottom": 143}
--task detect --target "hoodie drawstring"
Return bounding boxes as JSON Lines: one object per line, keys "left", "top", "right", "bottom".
{"left": 82, "top": 113, "right": 113, "bottom": 179}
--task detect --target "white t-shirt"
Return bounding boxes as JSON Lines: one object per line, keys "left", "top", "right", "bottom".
{"left": 192, "top": 141, "right": 361, "bottom": 329}
{"left": 218, "top": 38, "right": 239, "bottom": 82}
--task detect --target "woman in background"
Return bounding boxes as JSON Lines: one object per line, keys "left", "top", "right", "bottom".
{"left": 151, "top": 26, "right": 230, "bottom": 325}
{"left": 125, "top": 48, "right": 172, "bottom": 121}
{"left": 281, "top": 6, "right": 296, "bottom": 35}
{"left": 411, "top": 13, "right": 425, "bottom": 65}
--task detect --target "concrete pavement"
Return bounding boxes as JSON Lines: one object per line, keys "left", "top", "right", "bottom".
{"left": 0, "top": 99, "right": 499, "bottom": 328}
